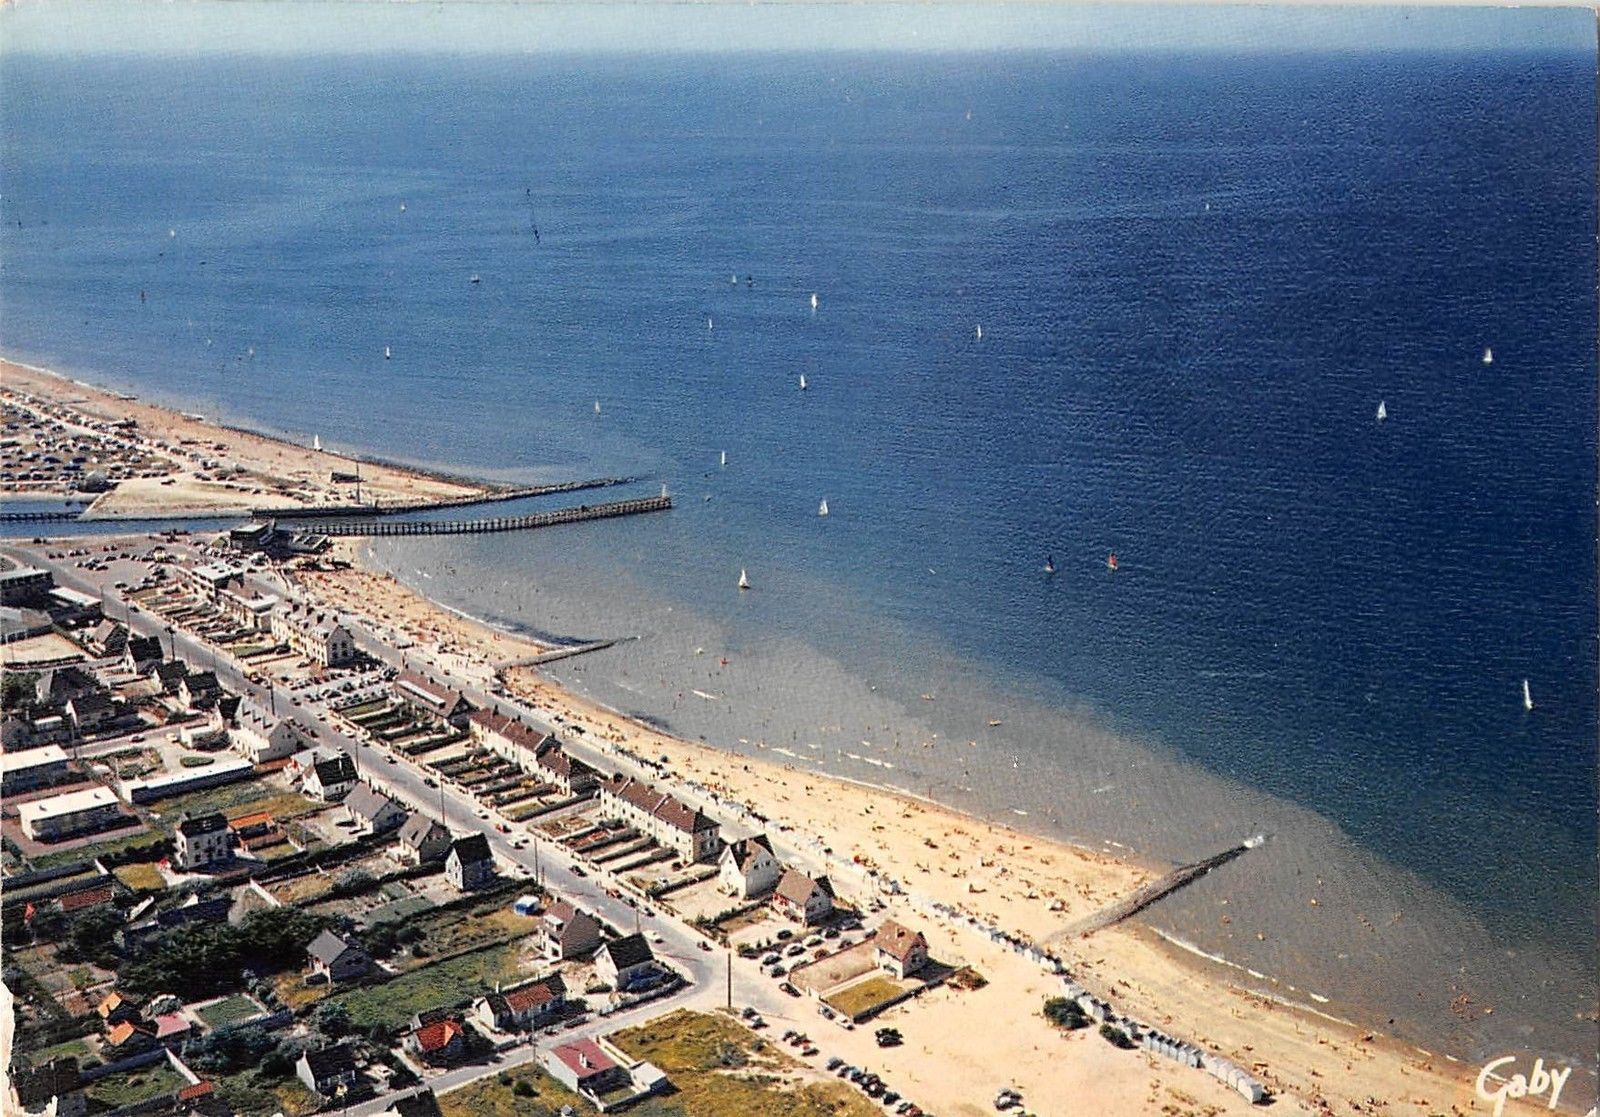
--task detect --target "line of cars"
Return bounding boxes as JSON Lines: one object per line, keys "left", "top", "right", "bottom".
{"left": 823, "top": 1055, "right": 921, "bottom": 1114}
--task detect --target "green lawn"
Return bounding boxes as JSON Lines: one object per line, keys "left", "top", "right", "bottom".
{"left": 113, "top": 862, "right": 167, "bottom": 893}
{"left": 824, "top": 975, "right": 908, "bottom": 1020}
{"left": 368, "top": 895, "right": 433, "bottom": 924}
{"left": 27, "top": 827, "right": 155, "bottom": 871}
{"left": 83, "top": 1063, "right": 189, "bottom": 1109}
{"left": 24, "top": 1036, "right": 92, "bottom": 1067}
{"left": 195, "top": 994, "right": 264, "bottom": 1030}
{"left": 215, "top": 1071, "right": 318, "bottom": 1117}
{"left": 328, "top": 939, "right": 536, "bottom": 1029}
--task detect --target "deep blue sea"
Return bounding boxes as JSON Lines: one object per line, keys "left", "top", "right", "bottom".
{"left": 3, "top": 45, "right": 1595, "bottom": 1075}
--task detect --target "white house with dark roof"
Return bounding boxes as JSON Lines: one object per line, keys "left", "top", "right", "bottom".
{"left": 342, "top": 783, "right": 408, "bottom": 835}
{"left": 304, "top": 753, "right": 357, "bottom": 801}
{"left": 122, "top": 635, "right": 164, "bottom": 674}
{"left": 595, "top": 933, "right": 658, "bottom": 991}
{"left": 65, "top": 692, "right": 115, "bottom": 734}
{"left": 176, "top": 670, "right": 223, "bottom": 711}
{"left": 297, "top": 1044, "right": 360, "bottom": 1099}
{"left": 541, "top": 900, "right": 602, "bottom": 961}
{"left": 718, "top": 833, "right": 780, "bottom": 898}
{"left": 598, "top": 775, "right": 721, "bottom": 863}
{"left": 396, "top": 812, "right": 452, "bottom": 865}
{"left": 445, "top": 833, "right": 495, "bottom": 891}
{"left": 307, "top": 930, "right": 370, "bottom": 984}
{"left": 174, "top": 812, "right": 232, "bottom": 869}
{"left": 772, "top": 868, "right": 834, "bottom": 925}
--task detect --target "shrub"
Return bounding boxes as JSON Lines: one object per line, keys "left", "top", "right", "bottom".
{"left": 512, "top": 1080, "right": 534, "bottom": 1098}
{"left": 1043, "top": 996, "right": 1089, "bottom": 1030}
{"left": 1099, "top": 1023, "right": 1134, "bottom": 1049}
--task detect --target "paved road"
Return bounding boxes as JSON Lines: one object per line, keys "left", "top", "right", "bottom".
{"left": 4, "top": 539, "right": 869, "bottom": 1104}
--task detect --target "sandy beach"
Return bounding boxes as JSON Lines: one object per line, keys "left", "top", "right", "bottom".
{"left": 284, "top": 541, "right": 1547, "bottom": 1116}
{"left": 0, "top": 359, "right": 486, "bottom": 517}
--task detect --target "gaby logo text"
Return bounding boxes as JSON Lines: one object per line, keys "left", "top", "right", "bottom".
{"left": 1475, "top": 1056, "right": 1572, "bottom": 1116}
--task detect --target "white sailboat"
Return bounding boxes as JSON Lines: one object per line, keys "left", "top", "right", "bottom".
{"left": 810, "top": 293, "right": 819, "bottom": 311}
{"left": 1482, "top": 347, "right": 1494, "bottom": 365}
{"left": 818, "top": 499, "right": 829, "bottom": 517}
{"left": 976, "top": 325, "right": 982, "bottom": 340}
{"left": 737, "top": 568, "right": 751, "bottom": 591}
{"left": 708, "top": 317, "right": 714, "bottom": 332}
{"left": 312, "top": 435, "right": 322, "bottom": 452}
{"left": 399, "top": 202, "right": 406, "bottom": 212}
{"left": 593, "top": 401, "right": 602, "bottom": 415}
{"left": 1523, "top": 679, "right": 1534, "bottom": 711}
{"left": 1376, "top": 400, "right": 1387, "bottom": 422}
{"left": 799, "top": 374, "right": 807, "bottom": 391}
{"left": 1044, "top": 555, "right": 1056, "bottom": 575}
{"left": 384, "top": 346, "right": 392, "bottom": 360}
{"left": 719, "top": 450, "right": 727, "bottom": 467}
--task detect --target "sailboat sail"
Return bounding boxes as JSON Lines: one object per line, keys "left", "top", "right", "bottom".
{"left": 1377, "top": 401, "right": 1387, "bottom": 422}
{"left": 819, "top": 500, "right": 829, "bottom": 517}
{"left": 738, "top": 568, "right": 751, "bottom": 590}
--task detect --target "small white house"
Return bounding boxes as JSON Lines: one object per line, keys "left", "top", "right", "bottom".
{"left": 718, "top": 834, "right": 780, "bottom": 898}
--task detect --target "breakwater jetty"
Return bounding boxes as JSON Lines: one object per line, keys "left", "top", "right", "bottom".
{"left": 1049, "top": 835, "right": 1264, "bottom": 942}
{"left": 310, "top": 494, "right": 672, "bottom": 537}
{"left": 252, "top": 476, "right": 630, "bottom": 520}
{"left": 0, "top": 509, "right": 84, "bottom": 523}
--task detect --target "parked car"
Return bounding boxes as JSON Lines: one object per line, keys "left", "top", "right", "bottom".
{"left": 779, "top": 982, "right": 800, "bottom": 997}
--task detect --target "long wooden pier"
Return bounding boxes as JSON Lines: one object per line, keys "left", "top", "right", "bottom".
{"left": 312, "top": 494, "right": 672, "bottom": 537}
{"left": 253, "top": 477, "right": 630, "bottom": 520}
{"left": 0, "top": 509, "right": 83, "bottom": 523}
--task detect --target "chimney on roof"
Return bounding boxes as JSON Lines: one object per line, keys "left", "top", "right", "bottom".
{"left": 579, "top": 1054, "right": 591, "bottom": 1068}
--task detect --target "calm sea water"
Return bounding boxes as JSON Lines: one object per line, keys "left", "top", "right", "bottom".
{"left": 3, "top": 46, "right": 1595, "bottom": 1075}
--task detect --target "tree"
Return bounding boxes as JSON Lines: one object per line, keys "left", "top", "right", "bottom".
{"left": 2, "top": 670, "right": 38, "bottom": 711}
{"left": 314, "top": 1002, "right": 350, "bottom": 1040}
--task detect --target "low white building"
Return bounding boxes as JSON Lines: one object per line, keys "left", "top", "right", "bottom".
{"left": 19, "top": 786, "right": 123, "bottom": 840}
{"left": 1, "top": 744, "right": 72, "bottom": 796}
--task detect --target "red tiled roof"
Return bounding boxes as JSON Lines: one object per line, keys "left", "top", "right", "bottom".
{"left": 413, "top": 1019, "right": 464, "bottom": 1053}
{"left": 552, "top": 1037, "right": 616, "bottom": 1079}
{"left": 601, "top": 776, "right": 717, "bottom": 833}
{"left": 106, "top": 1021, "right": 146, "bottom": 1046}
{"left": 98, "top": 991, "right": 135, "bottom": 1017}
{"left": 503, "top": 977, "right": 562, "bottom": 1013}
{"left": 469, "top": 710, "right": 551, "bottom": 754}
